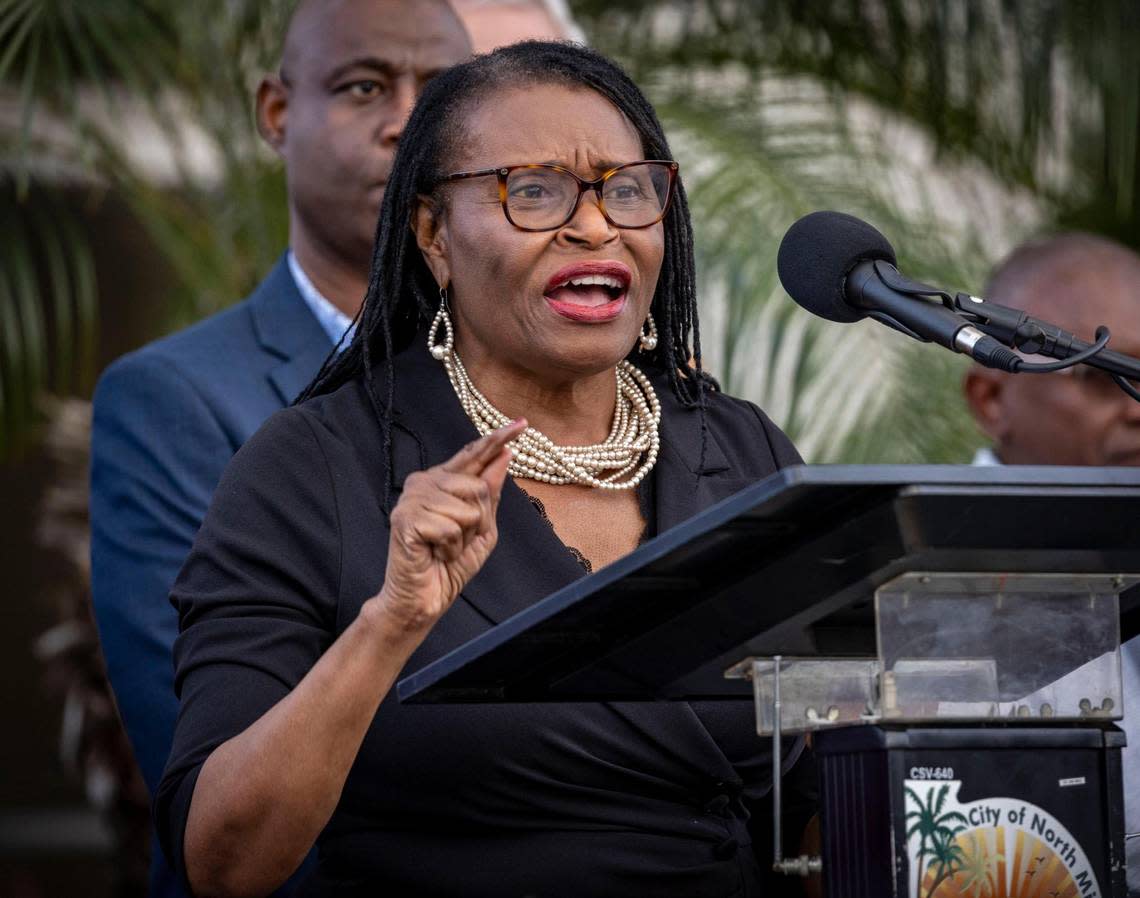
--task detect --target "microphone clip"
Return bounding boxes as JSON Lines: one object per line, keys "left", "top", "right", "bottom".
{"left": 849, "top": 260, "right": 1022, "bottom": 373}
{"left": 873, "top": 261, "right": 957, "bottom": 309}
{"left": 862, "top": 261, "right": 958, "bottom": 342}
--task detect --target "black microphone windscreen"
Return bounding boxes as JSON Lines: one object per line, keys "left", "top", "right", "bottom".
{"left": 776, "top": 211, "right": 897, "bottom": 323}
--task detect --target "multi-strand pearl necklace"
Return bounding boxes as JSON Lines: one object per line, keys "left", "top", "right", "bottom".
{"left": 429, "top": 318, "right": 661, "bottom": 490}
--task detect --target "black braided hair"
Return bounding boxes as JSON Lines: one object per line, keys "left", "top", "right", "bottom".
{"left": 298, "top": 41, "right": 712, "bottom": 504}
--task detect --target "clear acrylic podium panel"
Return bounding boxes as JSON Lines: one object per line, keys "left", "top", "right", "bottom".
{"left": 732, "top": 572, "right": 1136, "bottom": 735}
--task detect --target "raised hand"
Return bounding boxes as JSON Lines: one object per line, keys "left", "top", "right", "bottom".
{"left": 377, "top": 418, "right": 526, "bottom": 635}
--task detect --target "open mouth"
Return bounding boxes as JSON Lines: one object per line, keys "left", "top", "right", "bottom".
{"left": 543, "top": 262, "right": 632, "bottom": 323}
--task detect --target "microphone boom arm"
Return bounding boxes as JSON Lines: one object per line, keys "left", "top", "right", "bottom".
{"left": 950, "top": 293, "right": 1140, "bottom": 383}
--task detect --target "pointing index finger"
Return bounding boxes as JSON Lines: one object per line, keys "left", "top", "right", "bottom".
{"left": 442, "top": 418, "right": 527, "bottom": 475}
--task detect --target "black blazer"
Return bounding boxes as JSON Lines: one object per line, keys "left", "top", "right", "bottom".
{"left": 156, "top": 336, "right": 804, "bottom": 898}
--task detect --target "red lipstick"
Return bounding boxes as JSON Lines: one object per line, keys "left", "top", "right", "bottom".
{"left": 543, "top": 261, "right": 632, "bottom": 324}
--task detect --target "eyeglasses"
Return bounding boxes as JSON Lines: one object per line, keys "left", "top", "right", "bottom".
{"left": 439, "top": 160, "right": 679, "bottom": 232}
{"left": 1055, "top": 363, "right": 1132, "bottom": 402}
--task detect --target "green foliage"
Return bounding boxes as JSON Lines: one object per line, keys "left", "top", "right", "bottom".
{"left": 0, "top": 0, "right": 296, "bottom": 456}
{"left": 1, "top": 0, "right": 1137, "bottom": 461}
{"left": 575, "top": 0, "right": 1139, "bottom": 236}
{"left": 571, "top": 0, "right": 1139, "bottom": 461}
{"left": 0, "top": 186, "right": 97, "bottom": 458}
{"left": 926, "top": 828, "right": 969, "bottom": 896}
{"left": 905, "top": 784, "right": 970, "bottom": 898}
{"left": 0, "top": 1, "right": 178, "bottom": 193}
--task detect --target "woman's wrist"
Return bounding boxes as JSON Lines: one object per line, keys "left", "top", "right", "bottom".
{"left": 357, "top": 589, "right": 434, "bottom": 654}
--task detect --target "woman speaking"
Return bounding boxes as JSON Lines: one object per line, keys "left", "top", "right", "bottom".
{"left": 157, "top": 41, "right": 808, "bottom": 897}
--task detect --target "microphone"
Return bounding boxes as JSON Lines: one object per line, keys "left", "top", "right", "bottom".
{"left": 776, "top": 211, "right": 1022, "bottom": 372}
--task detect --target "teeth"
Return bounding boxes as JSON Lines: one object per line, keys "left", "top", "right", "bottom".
{"left": 554, "top": 274, "right": 625, "bottom": 289}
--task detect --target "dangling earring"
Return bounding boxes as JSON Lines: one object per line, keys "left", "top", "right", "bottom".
{"left": 639, "top": 312, "right": 658, "bottom": 351}
{"left": 428, "top": 285, "right": 454, "bottom": 361}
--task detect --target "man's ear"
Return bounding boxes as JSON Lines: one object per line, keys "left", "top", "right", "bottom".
{"left": 962, "top": 367, "right": 1007, "bottom": 444}
{"left": 256, "top": 75, "right": 288, "bottom": 151}
{"left": 412, "top": 196, "right": 451, "bottom": 288}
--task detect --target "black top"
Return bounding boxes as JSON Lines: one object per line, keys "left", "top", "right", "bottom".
{"left": 156, "top": 337, "right": 806, "bottom": 897}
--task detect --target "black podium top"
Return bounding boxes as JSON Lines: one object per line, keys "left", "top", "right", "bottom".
{"left": 397, "top": 465, "right": 1140, "bottom": 704}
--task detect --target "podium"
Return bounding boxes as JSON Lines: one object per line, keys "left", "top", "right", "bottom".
{"left": 398, "top": 465, "right": 1140, "bottom": 897}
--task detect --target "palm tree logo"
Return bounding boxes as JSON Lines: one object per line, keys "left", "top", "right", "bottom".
{"left": 924, "top": 828, "right": 970, "bottom": 896}
{"left": 905, "top": 784, "right": 969, "bottom": 898}
{"left": 955, "top": 830, "right": 1005, "bottom": 897}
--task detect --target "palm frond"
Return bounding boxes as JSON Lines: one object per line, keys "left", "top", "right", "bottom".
{"left": 570, "top": 0, "right": 1128, "bottom": 462}
{"left": 649, "top": 72, "right": 1033, "bottom": 460}
{"left": 0, "top": 184, "right": 97, "bottom": 458}
{"left": 0, "top": 0, "right": 180, "bottom": 193}
{"left": 576, "top": 0, "right": 1139, "bottom": 234}
{"left": 0, "top": 0, "right": 295, "bottom": 457}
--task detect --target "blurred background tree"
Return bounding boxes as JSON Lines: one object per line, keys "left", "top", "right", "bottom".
{"left": 1, "top": 0, "right": 294, "bottom": 459}
{"left": 571, "top": 0, "right": 1139, "bottom": 462}
{"left": 2, "top": 0, "right": 1137, "bottom": 463}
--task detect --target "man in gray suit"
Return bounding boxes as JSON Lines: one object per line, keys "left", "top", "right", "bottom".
{"left": 963, "top": 231, "right": 1140, "bottom": 889}
{"left": 963, "top": 232, "right": 1140, "bottom": 467}
{"left": 90, "top": 3, "right": 471, "bottom": 895}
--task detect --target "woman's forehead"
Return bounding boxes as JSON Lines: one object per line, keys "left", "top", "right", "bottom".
{"left": 451, "top": 83, "right": 645, "bottom": 174}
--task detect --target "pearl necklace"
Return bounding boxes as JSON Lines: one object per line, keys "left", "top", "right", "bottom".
{"left": 428, "top": 319, "right": 661, "bottom": 490}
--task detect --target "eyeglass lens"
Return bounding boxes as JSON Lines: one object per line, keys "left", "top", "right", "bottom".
{"left": 1066, "top": 365, "right": 1126, "bottom": 400}
{"left": 505, "top": 163, "right": 671, "bottom": 229}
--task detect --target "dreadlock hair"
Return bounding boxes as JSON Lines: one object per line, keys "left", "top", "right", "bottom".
{"left": 298, "top": 41, "right": 712, "bottom": 506}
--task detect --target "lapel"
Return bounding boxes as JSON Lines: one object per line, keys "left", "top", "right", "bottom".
{"left": 384, "top": 350, "right": 758, "bottom": 778}
{"left": 386, "top": 346, "right": 756, "bottom": 627}
{"left": 650, "top": 373, "right": 756, "bottom": 534}
{"left": 249, "top": 255, "right": 337, "bottom": 406}
{"left": 387, "top": 340, "right": 587, "bottom": 626}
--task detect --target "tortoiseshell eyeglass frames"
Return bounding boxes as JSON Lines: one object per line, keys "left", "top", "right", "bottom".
{"left": 438, "top": 160, "right": 679, "bottom": 232}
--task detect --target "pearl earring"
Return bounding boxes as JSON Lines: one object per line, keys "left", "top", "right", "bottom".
{"left": 639, "top": 312, "right": 658, "bottom": 351}
{"left": 428, "top": 286, "right": 454, "bottom": 361}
